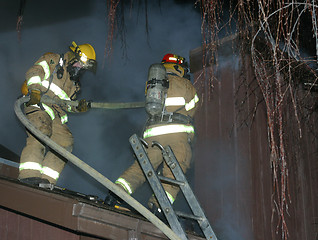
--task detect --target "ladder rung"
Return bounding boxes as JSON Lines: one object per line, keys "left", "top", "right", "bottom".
{"left": 158, "top": 175, "right": 185, "bottom": 186}
{"left": 175, "top": 210, "right": 203, "bottom": 221}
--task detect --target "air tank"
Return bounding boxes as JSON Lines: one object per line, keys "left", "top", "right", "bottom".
{"left": 145, "top": 63, "right": 168, "bottom": 116}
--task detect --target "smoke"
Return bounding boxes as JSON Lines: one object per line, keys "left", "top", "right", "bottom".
{"left": 196, "top": 140, "right": 254, "bottom": 240}
{"left": 0, "top": 0, "right": 202, "bottom": 199}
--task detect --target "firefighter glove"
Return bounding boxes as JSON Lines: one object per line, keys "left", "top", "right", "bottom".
{"left": 76, "top": 99, "right": 89, "bottom": 112}
{"left": 26, "top": 90, "right": 41, "bottom": 107}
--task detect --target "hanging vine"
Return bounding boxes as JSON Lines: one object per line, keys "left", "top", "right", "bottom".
{"left": 105, "top": 0, "right": 121, "bottom": 61}
{"left": 197, "top": 1, "right": 318, "bottom": 239}
{"left": 16, "top": 0, "right": 26, "bottom": 41}
{"left": 196, "top": 0, "right": 222, "bottom": 100}
{"left": 250, "top": 2, "right": 318, "bottom": 239}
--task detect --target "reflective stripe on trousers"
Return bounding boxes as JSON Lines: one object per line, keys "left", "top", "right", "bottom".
{"left": 115, "top": 177, "right": 175, "bottom": 203}
{"left": 115, "top": 177, "right": 133, "bottom": 194}
{"left": 19, "top": 161, "right": 60, "bottom": 181}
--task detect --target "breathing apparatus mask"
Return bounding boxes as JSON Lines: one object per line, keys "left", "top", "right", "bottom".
{"left": 67, "top": 57, "right": 86, "bottom": 81}
{"left": 67, "top": 41, "right": 97, "bottom": 82}
{"left": 181, "top": 62, "right": 190, "bottom": 80}
{"left": 145, "top": 63, "right": 169, "bottom": 117}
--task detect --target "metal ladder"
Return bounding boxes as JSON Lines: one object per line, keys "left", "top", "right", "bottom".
{"left": 129, "top": 134, "right": 218, "bottom": 240}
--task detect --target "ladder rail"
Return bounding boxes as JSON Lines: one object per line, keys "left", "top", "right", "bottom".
{"left": 162, "top": 146, "right": 218, "bottom": 240}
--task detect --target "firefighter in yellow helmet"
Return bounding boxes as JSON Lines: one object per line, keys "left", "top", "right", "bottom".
{"left": 106, "top": 54, "right": 199, "bottom": 216}
{"left": 18, "top": 42, "right": 97, "bottom": 185}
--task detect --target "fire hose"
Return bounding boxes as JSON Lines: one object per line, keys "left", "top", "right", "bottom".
{"left": 14, "top": 96, "right": 181, "bottom": 240}
{"left": 39, "top": 95, "right": 145, "bottom": 109}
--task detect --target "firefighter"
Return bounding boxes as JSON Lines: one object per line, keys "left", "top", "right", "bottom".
{"left": 18, "top": 41, "right": 97, "bottom": 185}
{"left": 105, "top": 53, "right": 199, "bottom": 215}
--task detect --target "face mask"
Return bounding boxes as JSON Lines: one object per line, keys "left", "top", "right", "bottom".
{"left": 67, "top": 61, "right": 85, "bottom": 81}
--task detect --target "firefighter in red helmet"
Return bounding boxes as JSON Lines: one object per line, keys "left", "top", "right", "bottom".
{"left": 18, "top": 41, "right": 97, "bottom": 186}
{"left": 106, "top": 53, "right": 199, "bottom": 216}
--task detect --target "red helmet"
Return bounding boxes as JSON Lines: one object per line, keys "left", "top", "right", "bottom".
{"left": 161, "top": 53, "right": 185, "bottom": 65}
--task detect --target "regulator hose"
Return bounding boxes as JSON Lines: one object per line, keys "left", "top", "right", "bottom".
{"left": 14, "top": 96, "right": 181, "bottom": 240}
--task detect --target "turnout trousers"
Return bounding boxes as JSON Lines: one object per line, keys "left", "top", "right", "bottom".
{"left": 117, "top": 132, "right": 192, "bottom": 207}
{"left": 19, "top": 106, "right": 74, "bottom": 184}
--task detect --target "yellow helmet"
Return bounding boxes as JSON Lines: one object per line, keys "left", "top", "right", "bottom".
{"left": 69, "top": 41, "right": 97, "bottom": 73}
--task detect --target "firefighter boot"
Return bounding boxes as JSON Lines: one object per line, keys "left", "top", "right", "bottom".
{"left": 148, "top": 201, "right": 167, "bottom": 224}
{"left": 104, "top": 191, "right": 138, "bottom": 213}
{"left": 19, "top": 177, "right": 50, "bottom": 186}
{"left": 148, "top": 201, "right": 195, "bottom": 231}
{"left": 104, "top": 191, "right": 123, "bottom": 207}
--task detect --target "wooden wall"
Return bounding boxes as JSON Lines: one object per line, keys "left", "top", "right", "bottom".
{"left": 190, "top": 41, "right": 318, "bottom": 240}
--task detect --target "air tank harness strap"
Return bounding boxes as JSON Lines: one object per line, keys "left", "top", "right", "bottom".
{"left": 146, "top": 112, "right": 193, "bottom": 126}
{"left": 42, "top": 54, "right": 65, "bottom": 95}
